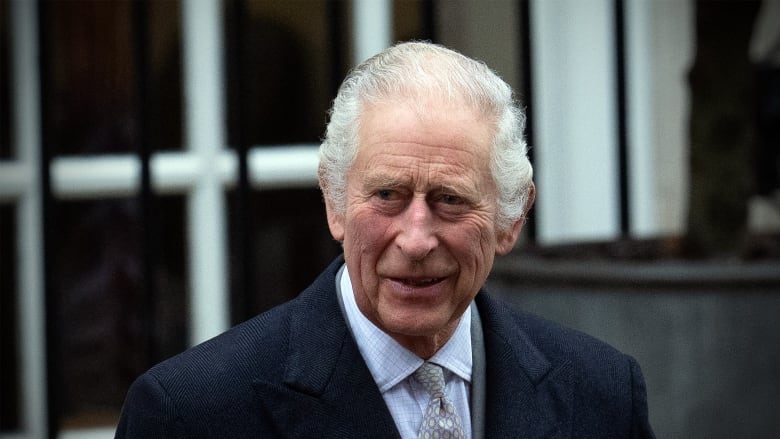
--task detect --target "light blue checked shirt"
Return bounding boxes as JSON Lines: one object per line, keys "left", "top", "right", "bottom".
{"left": 339, "top": 266, "right": 473, "bottom": 439}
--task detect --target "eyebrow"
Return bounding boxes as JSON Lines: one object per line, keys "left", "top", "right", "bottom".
{"left": 360, "top": 171, "right": 481, "bottom": 200}
{"left": 360, "top": 172, "right": 411, "bottom": 189}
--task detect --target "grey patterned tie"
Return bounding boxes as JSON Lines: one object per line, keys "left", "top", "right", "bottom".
{"left": 414, "top": 362, "right": 467, "bottom": 439}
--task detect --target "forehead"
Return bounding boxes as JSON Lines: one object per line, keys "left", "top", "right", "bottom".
{"left": 355, "top": 98, "right": 495, "bottom": 179}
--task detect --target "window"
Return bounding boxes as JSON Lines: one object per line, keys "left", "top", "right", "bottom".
{"left": 1, "top": 0, "right": 10, "bottom": 159}
{"left": 0, "top": 204, "right": 19, "bottom": 432}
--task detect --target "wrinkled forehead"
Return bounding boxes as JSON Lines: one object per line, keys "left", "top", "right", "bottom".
{"left": 353, "top": 96, "right": 497, "bottom": 184}
{"left": 358, "top": 92, "right": 499, "bottom": 143}
{"left": 360, "top": 94, "right": 495, "bottom": 141}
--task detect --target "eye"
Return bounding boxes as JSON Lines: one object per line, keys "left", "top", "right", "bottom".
{"left": 441, "top": 194, "right": 464, "bottom": 205}
{"left": 376, "top": 189, "right": 398, "bottom": 201}
{"left": 370, "top": 188, "right": 406, "bottom": 214}
{"left": 431, "top": 191, "right": 474, "bottom": 217}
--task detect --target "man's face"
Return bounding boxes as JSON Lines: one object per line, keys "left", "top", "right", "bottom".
{"left": 326, "top": 98, "right": 522, "bottom": 354}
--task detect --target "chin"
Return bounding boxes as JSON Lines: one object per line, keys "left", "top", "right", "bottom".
{"left": 381, "top": 312, "right": 454, "bottom": 338}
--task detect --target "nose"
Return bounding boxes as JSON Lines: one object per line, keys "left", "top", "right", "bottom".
{"left": 396, "top": 197, "right": 438, "bottom": 261}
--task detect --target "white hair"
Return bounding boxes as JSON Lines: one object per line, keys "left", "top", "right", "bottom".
{"left": 319, "top": 41, "right": 533, "bottom": 232}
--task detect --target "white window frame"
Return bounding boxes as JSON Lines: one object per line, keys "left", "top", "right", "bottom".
{"left": 1, "top": 2, "right": 46, "bottom": 439}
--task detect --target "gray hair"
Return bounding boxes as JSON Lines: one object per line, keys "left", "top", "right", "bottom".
{"left": 319, "top": 41, "right": 533, "bottom": 232}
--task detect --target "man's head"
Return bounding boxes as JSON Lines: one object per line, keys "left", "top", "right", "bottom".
{"left": 319, "top": 41, "right": 534, "bottom": 357}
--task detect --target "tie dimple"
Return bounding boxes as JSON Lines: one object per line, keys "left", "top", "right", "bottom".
{"left": 414, "top": 362, "right": 466, "bottom": 439}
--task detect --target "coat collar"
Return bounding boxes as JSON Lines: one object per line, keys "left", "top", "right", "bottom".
{"left": 252, "top": 257, "right": 573, "bottom": 438}
{"left": 476, "top": 293, "right": 574, "bottom": 438}
{"left": 252, "top": 257, "right": 401, "bottom": 438}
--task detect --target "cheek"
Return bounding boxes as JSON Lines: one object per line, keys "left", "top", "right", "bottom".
{"left": 455, "top": 217, "right": 497, "bottom": 254}
{"left": 345, "top": 210, "right": 392, "bottom": 256}
{"left": 449, "top": 222, "right": 498, "bottom": 276}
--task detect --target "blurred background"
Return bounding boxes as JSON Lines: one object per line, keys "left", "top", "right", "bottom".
{"left": 0, "top": 0, "right": 778, "bottom": 438}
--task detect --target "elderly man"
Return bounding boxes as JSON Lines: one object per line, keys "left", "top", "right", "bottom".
{"left": 116, "top": 41, "right": 654, "bottom": 438}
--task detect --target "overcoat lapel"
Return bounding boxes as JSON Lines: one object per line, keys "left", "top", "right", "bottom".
{"left": 250, "top": 258, "right": 574, "bottom": 438}
{"left": 477, "top": 294, "right": 574, "bottom": 438}
{"left": 252, "top": 261, "right": 401, "bottom": 438}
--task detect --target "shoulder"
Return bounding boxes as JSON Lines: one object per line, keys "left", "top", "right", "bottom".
{"left": 476, "top": 292, "right": 645, "bottom": 401}
{"left": 119, "top": 258, "right": 344, "bottom": 425}
{"left": 476, "top": 292, "right": 630, "bottom": 363}
{"left": 476, "top": 292, "right": 654, "bottom": 436}
{"left": 142, "top": 256, "right": 344, "bottom": 388}
{"left": 127, "top": 298, "right": 295, "bottom": 413}
{"left": 116, "top": 304, "right": 296, "bottom": 437}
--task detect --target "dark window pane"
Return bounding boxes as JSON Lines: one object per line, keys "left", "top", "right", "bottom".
{"left": 42, "top": 0, "right": 182, "bottom": 155}
{"left": 53, "top": 196, "right": 187, "bottom": 429}
{"left": 228, "top": 188, "right": 341, "bottom": 324}
{"left": 146, "top": 195, "right": 188, "bottom": 362}
{"left": 1, "top": 0, "right": 10, "bottom": 159}
{"left": 0, "top": 204, "right": 19, "bottom": 432}
{"left": 146, "top": 1, "right": 182, "bottom": 152}
{"left": 394, "top": 0, "right": 432, "bottom": 41}
{"left": 224, "top": 1, "right": 340, "bottom": 147}
{"left": 43, "top": 1, "right": 135, "bottom": 156}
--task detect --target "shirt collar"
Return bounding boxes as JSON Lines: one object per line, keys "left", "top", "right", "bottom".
{"left": 339, "top": 265, "right": 472, "bottom": 393}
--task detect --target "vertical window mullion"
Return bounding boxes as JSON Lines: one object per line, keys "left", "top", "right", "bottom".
{"left": 352, "top": 0, "right": 392, "bottom": 64}
{"left": 10, "top": 0, "right": 48, "bottom": 437}
{"left": 530, "top": 0, "right": 620, "bottom": 243}
{"left": 182, "top": 0, "right": 229, "bottom": 346}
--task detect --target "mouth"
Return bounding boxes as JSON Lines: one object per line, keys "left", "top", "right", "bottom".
{"left": 383, "top": 275, "right": 451, "bottom": 303}
{"left": 387, "top": 274, "right": 450, "bottom": 291}
{"left": 397, "top": 277, "right": 445, "bottom": 287}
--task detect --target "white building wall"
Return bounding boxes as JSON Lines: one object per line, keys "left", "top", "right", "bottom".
{"left": 531, "top": 0, "right": 620, "bottom": 244}
{"left": 626, "top": 0, "right": 694, "bottom": 238}
{"left": 531, "top": 0, "right": 693, "bottom": 243}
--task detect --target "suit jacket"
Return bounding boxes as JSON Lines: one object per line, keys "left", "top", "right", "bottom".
{"left": 116, "top": 257, "right": 654, "bottom": 438}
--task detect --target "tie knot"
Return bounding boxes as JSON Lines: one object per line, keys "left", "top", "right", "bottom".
{"left": 414, "top": 362, "right": 446, "bottom": 396}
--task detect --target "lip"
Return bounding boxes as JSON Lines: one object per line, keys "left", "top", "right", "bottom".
{"left": 385, "top": 276, "right": 449, "bottom": 298}
{"left": 395, "top": 277, "right": 445, "bottom": 287}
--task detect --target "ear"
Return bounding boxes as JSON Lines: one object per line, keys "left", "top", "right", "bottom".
{"left": 495, "top": 183, "right": 535, "bottom": 255}
{"left": 324, "top": 196, "right": 345, "bottom": 242}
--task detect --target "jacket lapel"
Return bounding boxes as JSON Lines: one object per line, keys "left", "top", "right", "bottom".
{"left": 252, "top": 260, "right": 400, "bottom": 438}
{"left": 250, "top": 259, "right": 573, "bottom": 438}
{"left": 477, "top": 294, "right": 574, "bottom": 438}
